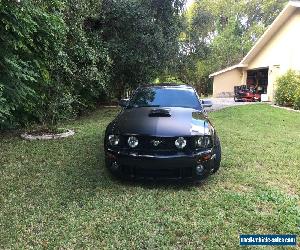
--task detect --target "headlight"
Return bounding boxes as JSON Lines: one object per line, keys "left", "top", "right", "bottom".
{"left": 128, "top": 136, "right": 139, "bottom": 148}
{"left": 175, "top": 137, "right": 187, "bottom": 149}
{"left": 108, "top": 135, "right": 120, "bottom": 146}
{"left": 196, "top": 136, "right": 212, "bottom": 148}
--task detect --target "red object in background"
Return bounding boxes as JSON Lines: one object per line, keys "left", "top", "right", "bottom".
{"left": 234, "top": 85, "right": 261, "bottom": 102}
{"left": 247, "top": 79, "right": 254, "bottom": 85}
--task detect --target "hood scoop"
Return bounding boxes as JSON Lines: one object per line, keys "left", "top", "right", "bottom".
{"left": 149, "top": 108, "right": 171, "bottom": 117}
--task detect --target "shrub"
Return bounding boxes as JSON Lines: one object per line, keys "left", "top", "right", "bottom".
{"left": 0, "top": 0, "right": 111, "bottom": 129}
{"left": 293, "top": 88, "right": 300, "bottom": 110}
{"left": 275, "top": 70, "right": 300, "bottom": 107}
{"left": 0, "top": 0, "right": 183, "bottom": 129}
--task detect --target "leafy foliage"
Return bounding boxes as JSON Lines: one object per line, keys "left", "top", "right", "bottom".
{"left": 275, "top": 70, "right": 300, "bottom": 108}
{"left": 92, "top": 0, "right": 184, "bottom": 98}
{"left": 0, "top": 0, "right": 183, "bottom": 129}
{"left": 62, "top": 0, "right": 111, "bottom": 113}
{"left": 1, "top": 0, "right": 66, "bottom": 127}
{"left": 293, "top": 88, "right": 300, "bottom": 110}
{"left": 0, "top": 0, "right": 109, "bottom": 128}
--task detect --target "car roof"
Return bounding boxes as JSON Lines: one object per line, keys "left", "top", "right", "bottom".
{"left": 140, "top": 83, "right": 193, "bottom": 89}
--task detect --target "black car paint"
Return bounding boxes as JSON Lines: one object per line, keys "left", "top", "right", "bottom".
{"left": 108, "top": 107, "right": 212, "bottom": 137}
{"left": 104, "top": 85, "right": 220, "bottom": 181}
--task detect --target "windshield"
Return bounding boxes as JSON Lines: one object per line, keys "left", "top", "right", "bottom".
{"left": 128, "top": 87, "right": 201, "bottom": 109}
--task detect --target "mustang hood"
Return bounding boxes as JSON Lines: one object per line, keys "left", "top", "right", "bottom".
{"left": 112, "top": 107, "right": 212, "bottom": 137}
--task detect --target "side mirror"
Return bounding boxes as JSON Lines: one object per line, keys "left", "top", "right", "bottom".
{"left": 201, "top": 99, "right": 213, "bottom": 108}
{"left": 119, "top": 99, "right": 129, "bottom": 107}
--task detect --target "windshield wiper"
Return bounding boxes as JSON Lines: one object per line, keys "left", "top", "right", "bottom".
{"left": 128, "top": 104, "right": 160, "bottom": 108}
{"left": 139, "top": 105, "right": 160, "bottom": 107}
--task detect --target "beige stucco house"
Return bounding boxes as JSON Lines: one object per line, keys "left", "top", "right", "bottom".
{"left": 210, "top": 1, "right": 300, "bottom": 101}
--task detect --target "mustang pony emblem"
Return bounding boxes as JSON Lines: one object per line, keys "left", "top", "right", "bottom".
{"left": 151, "top": 140, "right": 162, "bottom": 147}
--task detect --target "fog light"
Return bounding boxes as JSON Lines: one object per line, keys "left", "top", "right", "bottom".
{"left": 196, "top": 165, "right": 205, "bottom": 175}
{"left": 128, "top": 136, "right": 139, "bottom": 148}
{"left": 111, "top": 161, "right": 119, "bottom": 170}
{"left": 202, "top": 154, "right": 212, "bottom": 161}
{"left": 196, "top": 136, "right": 212, "bottom": 148}
{"left": 108, "top": 135, "right": 120, "bottom": 146}
{"left": 175, "top": 137, "right": 187, "bottom": 149}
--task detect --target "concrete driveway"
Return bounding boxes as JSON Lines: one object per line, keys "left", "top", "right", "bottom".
{"left": 204, "top": 98, "right": 253, "bottom": 112}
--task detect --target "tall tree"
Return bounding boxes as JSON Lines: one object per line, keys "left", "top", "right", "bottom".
{"left": 90, "top": 0, "right": 185, "bottom": 98}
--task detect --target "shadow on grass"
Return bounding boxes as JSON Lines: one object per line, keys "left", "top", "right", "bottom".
{"left": 111, "top": 175, "right": 212, "bottom": 190}
{"left": 53, "top": 136, "right": 212, "bottom": 208}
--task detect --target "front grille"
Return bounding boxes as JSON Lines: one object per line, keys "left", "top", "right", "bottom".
{"left": 121, "top": 165, "right": 193, "bottom": 179}
{"left": 140, "top": 136, "right": 179, "bottom": 151}
{"left": 121, "top": 135, "right": 195, "bottom": 152}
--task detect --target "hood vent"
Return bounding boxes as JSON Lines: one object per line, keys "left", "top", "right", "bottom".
{"left": 149, "top": 108, "right": 171, "bottom": 117}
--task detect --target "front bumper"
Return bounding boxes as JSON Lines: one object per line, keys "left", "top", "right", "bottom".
{"left": 105, "top": 148, "right": 216, "bottom": 181}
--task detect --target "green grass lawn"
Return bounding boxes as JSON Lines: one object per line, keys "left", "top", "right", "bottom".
{"left": 0, "top": 104, "right": 299, "bottom": 249}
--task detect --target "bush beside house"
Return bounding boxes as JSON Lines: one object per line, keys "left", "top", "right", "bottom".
{"left": 293, "top": 86, "right": 300, "bottom": 110}
{"left": 275, "top": 70, "right": 300, "bottom": 110}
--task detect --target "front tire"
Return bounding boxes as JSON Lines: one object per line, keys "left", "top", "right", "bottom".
{"left": 211, "top": 135, "right": 221, "bottom": 173}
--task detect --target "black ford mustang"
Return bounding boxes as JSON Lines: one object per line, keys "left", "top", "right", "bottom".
{"left": 104, "top": 84, "right": 221, "bottom": 181}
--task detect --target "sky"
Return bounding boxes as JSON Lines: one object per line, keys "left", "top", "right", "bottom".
{"left": 186, "top": 0, "right": 195, "bottom": 8}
